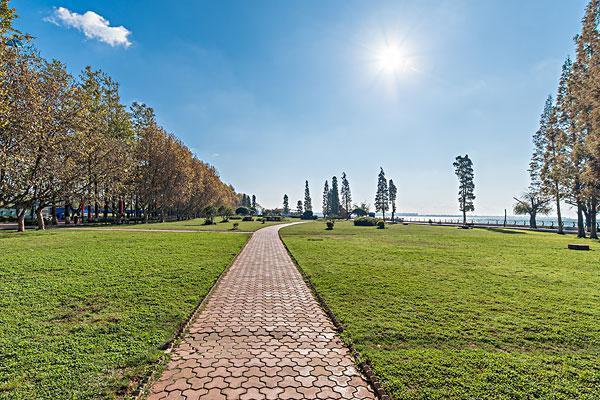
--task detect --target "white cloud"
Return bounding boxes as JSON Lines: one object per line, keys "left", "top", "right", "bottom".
{"left": 47, "top": 7, "right": 132, "bottom": 48}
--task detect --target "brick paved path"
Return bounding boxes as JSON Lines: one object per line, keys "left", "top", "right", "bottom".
{"left": 147, "top": 224, "right": 376, "bottom": 400}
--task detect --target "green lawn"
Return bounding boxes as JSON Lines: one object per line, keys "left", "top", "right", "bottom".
{"left": 280, "top": 221, "right": 600, "bottom": 399}
{"left": 116, "top": 217, "right": 290, "bottom": 232}
{"left": 0, "top": 229, "right": 248, "bottom": 400}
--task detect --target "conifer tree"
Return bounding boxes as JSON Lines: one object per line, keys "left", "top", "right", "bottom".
{"left": 303, "top": 180, "right": 312, "bottom": 213}
{"left": 340, "top": 172, "right": 352, "bottom": 219}
{"left": 251, "top": 194, "right": 256, "bottom": 209}
{"left": 542, "top": 74, "right": 569, "bottom": 235}
{"left": 453, "top": 155, "right": 475, "bottom": 224}
{"left": 374, "top": 168, "right": 389, "bottom": 220}
{"left": 296, "top": 200, "right": 303, "bottom": 214}
{"left": 283, "top": 194, "right": 289, "bottom": 214}
{"left": 322, "top": 180, "right": 330, "bottom": 217}
{"left": 330, "top": 176, "right": 340, "bottom": 217}
{"left": 388, "top": 179, "right": 397, "bottom": 222}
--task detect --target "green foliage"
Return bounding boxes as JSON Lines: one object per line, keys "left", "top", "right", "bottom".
{"left": 232, "top": 222, "right": 239, "bottom": 230}
{"left": 377, "top": 220, "right": 385, "bottom": 229}
{"left": 375, "top": 167, "right": 389, "bottom": 217}
{"left": 0, "top": 230, "right": 248, "bottom": 399}
{"left": 353, "top": 216, "right": 381, "bottom": 226}
{"left": 242, "top": 216, "right": 254, "bottom": 222}
{"left": 326, "top": 220, "right": 335, "bottom": 230}
{"left": 453, "top": 155, "right": 475, "bottom": 221}
{"left": 281, "top": 221, "right": 600, "bottom": 400}
{"left": 301, "top": 210, "right": 315, "bottom": 220}
{"left": 283, "top": 194, "right": 289, "bottom": 214}
{"left": 303, "top": 180, "right": 313, "bottom": 212}
{"left": 340, "top": 172, "right": 352, "bottom": 218}
{"left": 235, "top": 206, "right": 250, "bottom": 215}
{"left": 329, "top": 176, "right": 340, "bottom": 217}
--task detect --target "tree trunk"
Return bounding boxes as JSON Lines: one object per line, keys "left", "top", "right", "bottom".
{"left": 51, "top": 205, "right": 58, "bottom": 225}
{"left": 462, "top": 209, "right": 466, "bottom": 225}
{"left": 555, "top": 183, "right": 563, "bottom": 234}
{"left": 530, "top": 212, "right": 537, "bottom": 229}
{"left": 64, "top": 202, "right": 71, "bottom": 224}
{"left": 590, "top": 199, "right": 598, "bottom": 240}
{"left": 577, "top": 203, "right": 586, "bottom": 238}
{"left": 17, "top": 208, "right": 26, "bottom": 232}
{"left": 35, "top": 206, "right": 45, "bottom": 230}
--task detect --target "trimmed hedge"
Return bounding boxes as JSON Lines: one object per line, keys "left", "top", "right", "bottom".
{"left": 353, "top": 216, "right": 381, "bottom": 226}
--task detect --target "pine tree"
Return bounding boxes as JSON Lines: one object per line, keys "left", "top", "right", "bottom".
{"left": 303, "top": 180, "right": 312, "bottom": 213}
{"left": 374, "top": 168, "right": 389, "bottom": 220}
{"left": 543, "top": 59, "right": 573, "bottom": 234}
{"left": 388, "top": 179, "right": 397, "bottom": 222}
{"left": 531, "top": 96, "right": 553, "bottom": 193}
{"left": 283, "top": 194, "right": 289, "bottom": 214}
{"left": 296, "top": 200, "right": 303, "bottom": 214}
{"left": 340, "top": 172, "right": 352, "bottom": 219}
{"left": 453, "top": 155, "right": 475, "bottom": 224}
{"left": 330, "top": 176, "right": 340, "bottom": 217}
{"left": 322, "top": 180, "right": 330, "bottom": 218}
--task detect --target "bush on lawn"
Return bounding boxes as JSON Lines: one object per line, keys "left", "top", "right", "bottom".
{"left": 354, "top": 216, "right": 381, "bottom": 226}
{"left": 229, "top": 215, "right": 242, "bottom": 220}
{"left": 301, "top": 211, "right": 317, "bottom": 220}
{"left": 232, "top": 222, "right": 239, "bottom": 230}
{"left": 242, "top": 216, "right": 254, "bottom": 222}
{"left": 236, "top": 207, "right": 251, "bottom": 215}
{"left": 377, "top": 220, "right": 385, "bottom": 229}
{"left": 326, "top": 220, "right": 335, "bottom": 230}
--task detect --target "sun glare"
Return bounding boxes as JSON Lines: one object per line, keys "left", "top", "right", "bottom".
{"left": 375, "top": 43, "right": 412, "bottom": 75}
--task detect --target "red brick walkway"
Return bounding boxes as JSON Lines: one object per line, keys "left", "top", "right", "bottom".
{"left": 147, "top": 224, "right": 376, "bottom": 400}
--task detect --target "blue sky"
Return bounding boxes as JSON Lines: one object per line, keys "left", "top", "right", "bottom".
{"left": 13, "top": 0, "right": 588, "bottom": 215}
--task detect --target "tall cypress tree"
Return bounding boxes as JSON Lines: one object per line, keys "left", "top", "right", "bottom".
{"left": 304, "top": 180, "right": 312, "bottom": 213}
{"left": 251, "top": 195, "right": 256, "bottom": 209}
{"left": 330, "top": 176, "right": 340, "bottom": 217}
{"left": 296, "top": 200, "right": 303, "bottom": 214}
{"left": 322, "top": 180, "right": 330, "bottom": 218}
{"left": 340, "top": 172, "right": 352, "bottom": 219}
{"left": 374, "top": 168, "right": 389, "bottom": 220}
{"left": 388, "top": 179, "right": 397, "bottom": 222}
{"left": 453, "top": 155, "right": 475, "bottom": 224}
{"left": 283, "top": 194, "right": 289, "bottom": 214}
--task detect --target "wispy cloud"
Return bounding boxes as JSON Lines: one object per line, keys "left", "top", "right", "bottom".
{"left": 46, "top": 7, "right": 132, "bottom": 48}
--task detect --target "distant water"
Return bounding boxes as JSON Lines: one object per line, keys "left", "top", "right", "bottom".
{"left": 378, "top": 213, "right": 578, "bottom": 227}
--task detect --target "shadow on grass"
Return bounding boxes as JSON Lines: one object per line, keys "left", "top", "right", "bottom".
{"left": 482, "top": 227, "right": 527, "bottom": 235}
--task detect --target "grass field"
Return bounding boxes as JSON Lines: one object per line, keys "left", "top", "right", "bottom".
{"left": 0, "top": 229, "right": 248, "bottom": 400}
{"left": 280, "top": 221, "right": 600, "bottom": 399}
{"left": 116, "top": 217, "right": 290, "bottom": 232}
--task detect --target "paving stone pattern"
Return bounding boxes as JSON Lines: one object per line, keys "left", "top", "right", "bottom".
{"left": 147, "top": 224, "right": 376, "bottom": 399}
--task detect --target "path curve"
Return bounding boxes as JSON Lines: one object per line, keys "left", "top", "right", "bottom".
{"left": 147, "top": 223, "right": 376, "bottom": 399}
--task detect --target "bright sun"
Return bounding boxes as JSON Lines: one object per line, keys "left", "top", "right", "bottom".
{"left": 373, "top": 42, "right": 414, "bottom": 76}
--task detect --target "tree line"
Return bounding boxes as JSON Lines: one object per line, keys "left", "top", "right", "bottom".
{"left": 0, "top": 1, "right": 239, "bottom": 232}
{"left": 517, "top": 0, "right": 599, "bottom": 238}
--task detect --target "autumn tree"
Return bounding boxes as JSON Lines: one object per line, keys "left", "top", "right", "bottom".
{"left": 374, "top": 167, "right": 389, "bottom": 220}
{"left": 453, "top": 155, "right": 475, "bottom": 224}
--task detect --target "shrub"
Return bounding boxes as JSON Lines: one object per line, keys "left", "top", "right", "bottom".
{"left": 229, "top": 215, "right": 242, "bottom": 220}
{"left": 242, "top": 216, "right": 254, "bottom": 222}
{"left": 377, "top": 220, "right": 385, "bottom": 229}
{"left": 232, "top": 222, "right": 239, "bottom": 230}
{"left": 326, "top": 220, "right": 335, "bottom": 230}
{"left": 354, "top": 216, "right": 381, "bottom": 226}
{"left": 301, "top": 211, "right": 315, "bottom": 220}
{"left": 236, "top": 207, "right": 250, "bottom": 215}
